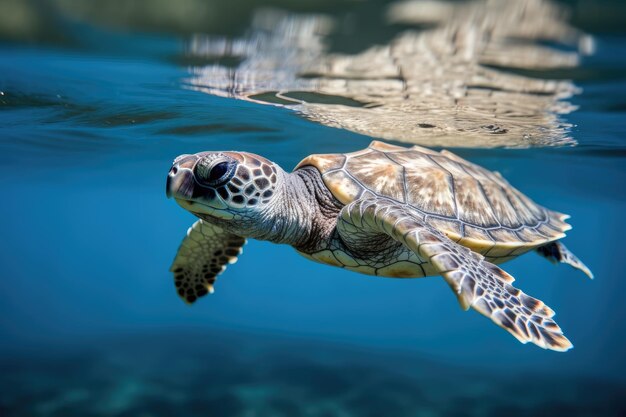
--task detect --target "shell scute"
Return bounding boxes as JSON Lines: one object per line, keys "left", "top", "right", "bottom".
{"left": 404, "top": 167, "right": 456, "bottom": 216}
{"left": 346, "top": 151, "right": 406, "bottom": 202}
{"left": 296, "top": 153, "right": 345, "bottom": 173}
{"left": 388, "top": 151, "right": 458, "bottom": 219}
{"left": 369, "top": 140, "right": 407, "bottom": 152}
{"left": 537, "top": 223, "right": 566, "bottom": 239}
{"left": 488, "top": 229, "right": 525, "bottom": 248}
{"left": 426, "top": 217, "right": 462, "bottom": 238}
{"left": 479, "top": 182, "right": 524, "bottom": 228}
{"left": 429, "top": 154, "right": 467, "bottom": 177}
{"left": 453, "top": 175, "right": 500, "bottom": 227}
{"left": 515, "top": 227, "right": 543, "bottom": 244}
{"left": 503, "top": 189, "right": 540, "bottom": 225}
{"left": 322, "top": 170, "right": 363, "bottom": 204}
{"left": 458, "top": 225, "right": 496, "bottom": 252}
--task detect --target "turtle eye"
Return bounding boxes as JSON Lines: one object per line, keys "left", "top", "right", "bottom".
{"left": 208, "top": 162, "right": 229, "bottom": 181}
{"left": 195, "top": 159, "right": 236, "bottom": 187}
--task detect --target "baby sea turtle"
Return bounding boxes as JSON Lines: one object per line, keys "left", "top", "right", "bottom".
{"left": 166, "top": 140, "right": 592, "bottom": 351}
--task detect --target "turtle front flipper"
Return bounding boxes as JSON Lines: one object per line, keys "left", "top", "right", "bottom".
{"left": 337, "top": 197, "right": 572, "bottom": 351}
{"left": 536, "top": 241, "right": 593, "bottom": 279}
{"left": 171, "top": 220, "right": 246, "bottom": 304}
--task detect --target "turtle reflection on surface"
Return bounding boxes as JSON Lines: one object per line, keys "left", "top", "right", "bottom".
{"left": 186, "top": 0, "right": 592, "bottom": 148}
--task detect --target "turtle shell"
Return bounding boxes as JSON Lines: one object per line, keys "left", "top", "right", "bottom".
{"left": 295, "top": 140, "right": 571, "bottom": 260}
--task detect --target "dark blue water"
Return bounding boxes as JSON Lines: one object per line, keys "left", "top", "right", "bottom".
{"left": 1, "top": 1, "right": 625, "bottom": 416}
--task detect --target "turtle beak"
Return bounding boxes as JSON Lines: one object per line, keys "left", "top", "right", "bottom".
{"left": 166, "top": 155, "right": 197, "bottom": 199}
{"left": 165, "top": 175, "right": 174, "bottom": 199}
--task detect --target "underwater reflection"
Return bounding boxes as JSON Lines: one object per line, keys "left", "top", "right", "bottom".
{"left": 186, "top": 0, "right": 592, "bottom": 148}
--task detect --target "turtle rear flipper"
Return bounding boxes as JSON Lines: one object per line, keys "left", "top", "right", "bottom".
{"left": 536, "top": 241, "right": 593, "bottom": 279}
{"left": 337, "top": 197, "right": 572, "bottom": 352}
{"left": 171, "top": 220, "right": 246, "bottom": 304}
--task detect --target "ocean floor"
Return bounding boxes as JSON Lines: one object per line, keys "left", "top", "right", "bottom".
{"left": 1, "top": 330, "right": 624, "bottom": 417}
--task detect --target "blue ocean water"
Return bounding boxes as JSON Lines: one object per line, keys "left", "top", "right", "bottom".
{"left": 1, "top": 1, "right": 625, "bottom": 416}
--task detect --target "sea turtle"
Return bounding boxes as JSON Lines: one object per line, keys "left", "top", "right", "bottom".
{"left": 166, "top": 140, "right": 592, "bottom": 351}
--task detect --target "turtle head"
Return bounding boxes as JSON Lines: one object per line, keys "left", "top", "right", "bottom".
{"left": 166, "top": 151, "right": 281, "bottom": 228}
